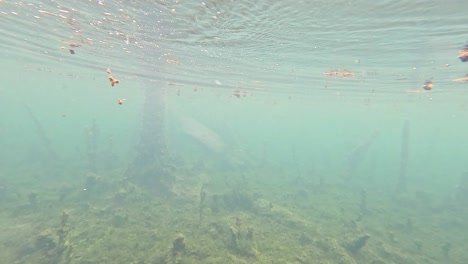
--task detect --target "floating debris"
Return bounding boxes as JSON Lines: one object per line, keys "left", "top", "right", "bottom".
{"left": 62, "top": 41, "right": 82, "bottom": 47}
{"left": 324, "top": 70, "right": 355, "bottom": 77}
{"left": 458, "top": 45, "right": 468, "bottom": 62}
{"left": 166, "top": 59, "right": 180, "bottom": 64}
{"left": 452, "top": 74, "right": 468, "bottom": 82}
{"left": 109, "top": 76, "right": 120, "bottom": 86}
{"left": 233, "top": 89, "right": 247, "bottom": 98}
{"left": 422, "top": 80, "right": 433, "bottom": 91}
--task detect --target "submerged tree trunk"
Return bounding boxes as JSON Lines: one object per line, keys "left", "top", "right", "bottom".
{"left": 397, "top": 120, "right": 410, "bottom": 192}
{"left": 126, "top": 85, "right": 173, "bottom": 193}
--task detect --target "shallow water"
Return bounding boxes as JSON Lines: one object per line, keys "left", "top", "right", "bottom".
{"left": 1, "top": 0, "right": 468, "bottom": 263}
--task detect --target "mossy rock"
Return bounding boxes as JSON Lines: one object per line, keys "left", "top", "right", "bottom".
{"left": 35, "top": 228, "right": 56, "bottom": 251}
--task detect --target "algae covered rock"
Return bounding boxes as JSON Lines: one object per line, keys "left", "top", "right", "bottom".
{"left": 344, "top": 234, "right": 370, "bottom": 253}
{"left": 35, "top": 229, "right": 57, "bottom": 251}
{"left": 172, "top": 233, "right": 186, "bottom": 253}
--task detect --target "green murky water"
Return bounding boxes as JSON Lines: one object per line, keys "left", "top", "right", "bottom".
{"left": 1, "top": 1, "right": 468, "bottom": 263}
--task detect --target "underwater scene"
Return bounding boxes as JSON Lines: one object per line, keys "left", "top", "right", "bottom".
{"left": 1, "top": 0, "right": 468, "bottom": 263}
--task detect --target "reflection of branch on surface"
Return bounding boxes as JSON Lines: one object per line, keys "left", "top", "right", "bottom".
{"left": 24, "top": 105, "right": 59, "bottom": 160}
{"left": 181, "top": 117, "right": 225, "bottom": 154}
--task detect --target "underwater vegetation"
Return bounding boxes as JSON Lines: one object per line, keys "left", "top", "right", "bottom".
{"left": 3, "top": 74, "right": 468, "bottom": 263}
{"left": 1, "top": 101, "right": 468, "bottom": 264}
{"left": 2, "top": 150, "right": 468, "bottom": 264}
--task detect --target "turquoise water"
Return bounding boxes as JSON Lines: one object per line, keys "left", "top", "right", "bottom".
{"left": 1, "top": 1, "right": 468, "bottom": 263}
